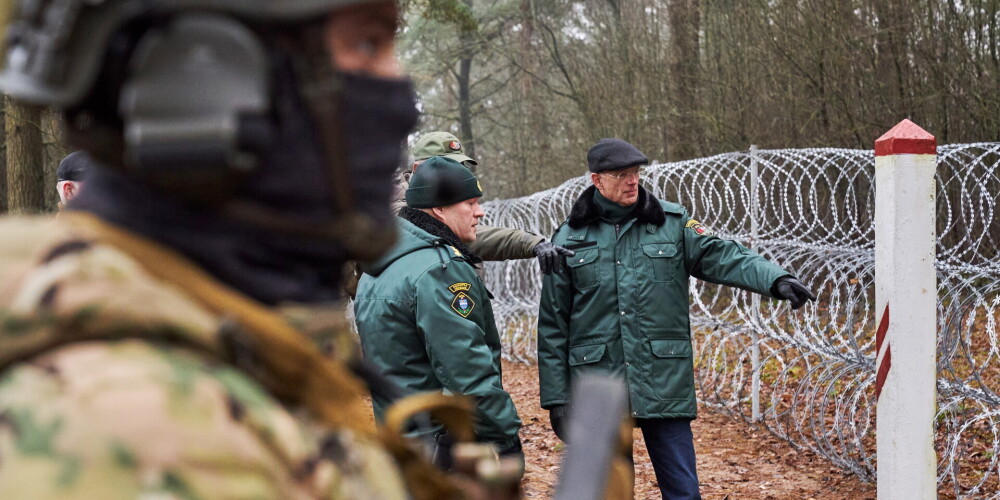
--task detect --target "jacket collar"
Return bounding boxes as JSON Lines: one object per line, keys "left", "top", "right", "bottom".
{"left": 568, "top": 185, "right": 666, "bottom": 229}
{"left": 398, "top": 206, "right": 482, "bottom": 263}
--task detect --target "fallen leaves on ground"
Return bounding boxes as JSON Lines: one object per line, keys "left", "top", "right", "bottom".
{"left": 504, "top": 360, "right": 875, "bottom": 499}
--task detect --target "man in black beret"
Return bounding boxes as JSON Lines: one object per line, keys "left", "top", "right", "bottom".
{"left": 537, "top": 138, "right": 816, "bottom": 499}
{"left": 55, "top": 151, "right": 94, "bottom": 208}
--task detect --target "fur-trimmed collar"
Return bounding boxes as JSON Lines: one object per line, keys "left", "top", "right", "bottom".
{"left": 568, "top": 185, "right": 666, "bottom": 229}
{"left": 399, "top": 206, "right": 482, "bottom": 263}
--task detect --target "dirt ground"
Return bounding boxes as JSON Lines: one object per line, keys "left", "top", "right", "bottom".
{"left": 503, "top": 360, "right": 876, "bottom": 499}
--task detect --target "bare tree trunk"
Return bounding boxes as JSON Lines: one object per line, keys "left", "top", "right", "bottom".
{"left": 667, "top": 0, "right": 701, "bottom": 161}
{"left": 457, "top": 0, "right": 476, "bottom": 161}
{"left": 43, "top": 108, "right": 68, "bottom": 210}
{"left": 0, "top": 95, "right": 7, "bottom": 213}
{"left": 5, "top": 96, "right": 46, "bottom": 214}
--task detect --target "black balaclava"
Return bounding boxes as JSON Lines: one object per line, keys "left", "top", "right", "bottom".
{"left": 71, "top": 56, "right": 419, "bottom": 305}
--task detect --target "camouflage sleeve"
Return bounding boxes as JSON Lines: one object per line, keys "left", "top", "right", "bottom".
{"left": 469, "top": 224, "right": 545, "bottom": 261}
{"left": 0, "top": 341, "right": 406, "bottom": 500}
{"left": 392, "top": 171, "right": 410, "bottom": 215}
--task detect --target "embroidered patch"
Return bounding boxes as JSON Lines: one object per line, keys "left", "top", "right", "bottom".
{"left": 448, "top": 140, "right": 462, "bottom": 151}
{"left": 451, "top": 291, "right": 475, "bottom": 317}
{"left": 448, "top": 282, "right": 473, "bottom": 293}
{"left": 448, "top": 245, "right": 463, "bottom": 257}
{"left": 685, "top": 219, "right": 714, "bottom": 236}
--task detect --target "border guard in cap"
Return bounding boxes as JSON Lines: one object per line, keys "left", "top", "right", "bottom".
{"left": 537, "top": 138, "right": 816, "bottom": 499}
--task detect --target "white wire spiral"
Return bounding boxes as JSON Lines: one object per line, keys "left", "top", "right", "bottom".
{"left": 481, "top": 143, "right": 1000, "bottom": 497}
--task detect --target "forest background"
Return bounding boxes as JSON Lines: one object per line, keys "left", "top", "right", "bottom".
{"left": 1, "top": 0, "right": 998, "bottom": 211}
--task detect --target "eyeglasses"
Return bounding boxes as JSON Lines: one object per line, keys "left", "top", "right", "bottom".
{"left": 600, "top": 167, "right": 643, "bottom": 180}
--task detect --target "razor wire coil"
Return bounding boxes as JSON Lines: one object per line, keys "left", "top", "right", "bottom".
{"left": 481, "top": 143, "right": 1000, "bottom": 498}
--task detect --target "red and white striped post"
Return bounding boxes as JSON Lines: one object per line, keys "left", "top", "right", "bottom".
{"left": 874, "top": 119, "right": 937, "bottom": 499}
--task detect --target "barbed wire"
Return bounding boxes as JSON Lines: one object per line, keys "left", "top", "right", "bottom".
{"left": 481, "top": 143, "right": 1000, "bottom": 497}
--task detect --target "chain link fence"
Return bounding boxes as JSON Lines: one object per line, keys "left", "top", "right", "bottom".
{"left": 481, "top": 143, "right": 1000, "bottom": 497}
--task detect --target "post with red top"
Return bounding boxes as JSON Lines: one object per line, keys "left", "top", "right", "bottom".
{"left": 874, "top": 119, "right": 937, "bottom": 499}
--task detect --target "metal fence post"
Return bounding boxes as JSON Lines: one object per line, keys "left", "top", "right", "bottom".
{"left": 749, "top": 145, "right": 761, "bottom": 423}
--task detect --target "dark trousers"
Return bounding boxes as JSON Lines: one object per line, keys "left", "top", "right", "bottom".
{"left": 636, "top": 418, "right": 701, "bottom": 500}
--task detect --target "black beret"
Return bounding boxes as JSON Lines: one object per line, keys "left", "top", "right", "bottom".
{"left": 406, "top": 156, "right": 483, "bottom": 208}
{"left": 56, "top": 151, "right": 94, "bottom": 182}
{"left": 587, "top": 138, "right": 649, "bottom": 173}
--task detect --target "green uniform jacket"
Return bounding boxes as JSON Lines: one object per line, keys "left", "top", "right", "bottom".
{"left": 355, "top": 216, "right": 521, "bottom": 450}
{"left": 537, "top": 186, "right": 790, "bottom": 419}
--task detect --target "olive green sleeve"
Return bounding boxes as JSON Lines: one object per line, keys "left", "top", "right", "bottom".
{"left": 680, "top": 213, "right": 790, "bottom": 296}
{"left": 536, "top": 231, "right": 574, "bottom": 409}
{"left": 469, "top": 224, "right": 545, "bottom": 261}
{"left": 414, "top": 267, "right": 521, "bottom": 447}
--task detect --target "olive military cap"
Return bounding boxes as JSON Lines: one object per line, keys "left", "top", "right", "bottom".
{"left": 411, "top": 131, "right": 477, "bottom": 166}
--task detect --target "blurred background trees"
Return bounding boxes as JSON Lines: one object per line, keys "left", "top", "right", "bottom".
{"left": 1, "top": 0, "right": 997, "bottom": 210}
{"left": 402, "top": 0, "right": 1000, "bottom": 198}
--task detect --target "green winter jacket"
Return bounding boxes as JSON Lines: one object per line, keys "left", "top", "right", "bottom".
{"left": 537, "top": 186, "right": 790, "bottom": 419}
{"left": 355, "top": 211, "right": 522, "bottom": 451}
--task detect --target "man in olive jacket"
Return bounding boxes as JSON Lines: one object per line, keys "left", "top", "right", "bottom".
{"left": 356, "top": 156, "right": 523, "bottom": 459}
{"left": 537, "top": 138, "right": 816, "bottom": 499}
{"left": 343, "top": 130, "right": 572, "bottom": 296}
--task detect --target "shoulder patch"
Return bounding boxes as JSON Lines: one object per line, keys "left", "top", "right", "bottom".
{"left": 450, "top": 291, "right": 475, "bottom": 318}
{"left": 685, "top": 219, "right": 715, "bottom": 236}
{"left": 448, "top": 282, "right": 472, "bottom": 293}
{"left": 448, "top": 245, "right": 463, "bottom": 257}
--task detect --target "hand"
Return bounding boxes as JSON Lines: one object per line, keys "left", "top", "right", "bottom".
{"left": 533, "top": 241, "right": 576, "bottom": 275}
{"left": 549, "top": 404, "right": 569, "bottom": 442}
{"left": 771, "top": 276, "right": 817, "bottom": 310}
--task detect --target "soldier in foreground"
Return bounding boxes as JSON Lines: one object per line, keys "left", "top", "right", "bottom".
{"left": 0, "top": 0, "right": 465, "bottom": 498}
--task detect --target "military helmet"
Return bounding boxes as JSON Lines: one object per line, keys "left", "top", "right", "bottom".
{"left": 0, "top": 0, "right": 377, "bottom": 107}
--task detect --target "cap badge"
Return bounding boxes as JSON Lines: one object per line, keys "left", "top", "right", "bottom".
{"left": 448, "top": 140, "right": 462, "bottom": 151}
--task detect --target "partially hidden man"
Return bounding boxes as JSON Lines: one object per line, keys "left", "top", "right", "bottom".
{"left": 537, "top": 138, "right": 816, "bottom": 499}
{"left": 355, "top": 157, "right": 523, "bottom": 461}
{"left": 0, "top": 0, "right": 442, "bottom": 498}
{"left": 401, "top": 131, "right": 571, "bottom": 276}
{"left": 344, "top": 130, "right": 574, "bottom": 297}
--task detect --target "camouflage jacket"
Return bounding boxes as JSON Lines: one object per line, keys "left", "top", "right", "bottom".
{"left": 0, "top": 214, "right": 408, "bottom": 500}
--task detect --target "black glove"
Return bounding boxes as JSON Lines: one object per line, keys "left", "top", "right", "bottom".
{"left": 549, "top": 404, "right": 569, "bottom": 442}
{"left": 533, "top": 241, "right": 576, "bottom": 275}
{"left": 497, "top": 436, "right": 524, "bottom": 463}
{"left": 771, "top": 276, "right": 817, "bottom": 310}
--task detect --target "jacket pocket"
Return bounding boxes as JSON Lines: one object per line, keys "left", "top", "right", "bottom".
{"left": 567, "top": 248, "right": 600, "bottom": 289}
{"left": 642, "top": 243, "right": 680, "bottom": 283}
{"left": 568, "top": 343, "right": 606, "bottom": 366}
{"left": 648, "top": 339, "right": 693, "bottom": 401}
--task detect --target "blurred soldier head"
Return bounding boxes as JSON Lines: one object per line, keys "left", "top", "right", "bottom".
{"left": 587, "top": 138, "right": 649, "bottom": 206}
{"left": 0, "top": 0, "right": 419, "bottom": 303}
{"left": 405, "top": 156, "right": 483, "bottom": 243}
{"left": 56, "top": 151, "right": 94, "bottom": 205}
{"left": 411, "top": 131, "right": 478, "bottom": 171}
